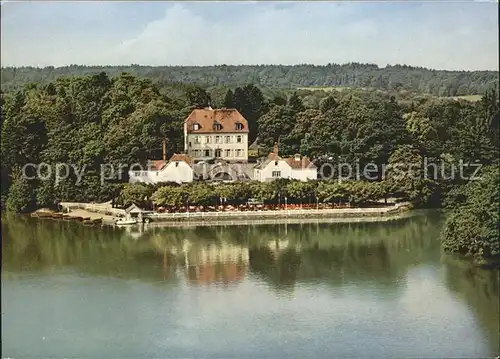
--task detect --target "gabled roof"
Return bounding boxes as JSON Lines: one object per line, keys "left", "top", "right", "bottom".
{"left": 147, "top": 154, "right": 194, "bottom": 171}
{"left": 285, "top": 156, "right": 316, "bottom": 169}
{"left": 169, "top": 153, "right": 194, "bottom": 166}
{"left": 150, "top": 160, "right": 167, "bottom": 171}
{"left": 185, "top": 108, "right": 249, "bottom": 134}
{"left": 254, "top": 153, "right": 317, "bottom": 170}
{"left": 126, "top": 203, "right": 145, "bottom": 213}
{"left": 267, "top": 152, "right": 281, "bottom": 161}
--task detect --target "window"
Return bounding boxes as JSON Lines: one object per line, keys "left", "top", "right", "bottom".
{"left": 272, "top": 171, "right": 281, "bottom": 178}
{"left": 275, "top": 161, "right": 278, "bottom": 166}
{"left": 195, "top": 136, "right": 201, "bottom": 144}
{"left": 215, "top": 136, "right": 221, "bottom": 144}
{"left": 204, "top": 150, "right": 210, "bottom": 157}
{"left": 213, "top": 123, "right": 222, "bottom": 131}
{"left": 175, "top": 162, "right": 179, "bottom": 167}
{"left": 225, "top": 136, "right": 231, "bottom": 143}
{"left": 193, "top": 123, "right": 200, "bottom": 131}
{"left": 225, "top": 149, "right": 231, "bottom": 157}
{"left": 215, "top": 149, "right": 222, "bottom": 158}
{"left": 236, "top": 135, "right": 242, "bottom": 143}
{"left": 236, "top": 149, "right": 242, "bottom": 157}
{"left": 205, "top": 136, "right": 212, "bottom": 144}
{"left": 194, "top": 150, "right": 201, "bottom": 157}
{"left": 134, "top": 172, "right": 141, "bottom": 177}
{"left": 235, "top": 123, "right": 243, "bottom": 130}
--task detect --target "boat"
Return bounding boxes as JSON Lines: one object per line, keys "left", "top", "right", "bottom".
{"left": 115, "top": 218, "right": 137, "bottom": 226}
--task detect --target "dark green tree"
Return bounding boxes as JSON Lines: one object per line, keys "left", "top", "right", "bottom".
{"left": 233, "top": 84, "right": 264, "bottom": 143}
{"left": 441, "top": 166, "right": 499, "bottom": 264}
{"left": 223, "top": 89, "right": 234, "bottom": 108}
{"left": 6, "top": 167, "right": 36, "bottom": 213}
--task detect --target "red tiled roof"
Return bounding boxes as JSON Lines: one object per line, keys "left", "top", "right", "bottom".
{"left": 259, "top": 153, "right": 316, "bottom": 170}
{"left": 169, "top": 153, "right": 194, "bottom": 166}
{"left": 268, "top": 152, "right": 281, "bottom": 161}
{"left": 150, "top": 160, "right": 167, "bottom": 171}
{"left": 185, "top": 108, "right": 249, "bottom": 134}
{"left": 147, "top": 153, "right": 193, "bottom": 170}
{"left": 285, "top": 156, "right": 316, "bottom": 169}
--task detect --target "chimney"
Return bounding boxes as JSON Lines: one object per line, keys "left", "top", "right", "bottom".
{"left": 162, "top": 139, "right": 167, "bottom": 161}
{"left": 273, "top": 142, "right": 278, "bottom": 156}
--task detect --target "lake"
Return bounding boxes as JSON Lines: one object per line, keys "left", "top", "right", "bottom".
{"left": 1, "top": 212, "right": 499, "bottom": 358}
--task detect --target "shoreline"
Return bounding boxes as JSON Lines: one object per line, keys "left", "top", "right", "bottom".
{"left": 136, "top": 210, "right": 423, "bottom": 228}
{"left": 57, "top": 201, "right": 412, "bottom": 225}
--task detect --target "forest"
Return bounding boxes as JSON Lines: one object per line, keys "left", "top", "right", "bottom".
{"left": 0, "top": 69, "right": 498, "bottom": 265}
{"left": 1, "top": 63, "right": 498, "bottom": 97}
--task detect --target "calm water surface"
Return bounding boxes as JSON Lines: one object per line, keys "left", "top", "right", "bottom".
{"left": 2, "top": 212, "right": 499, "bottom": 358}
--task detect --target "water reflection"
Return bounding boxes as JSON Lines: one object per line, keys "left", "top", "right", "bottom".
{"left": 2, "top": 213, "right": 443, "bottom": 289}
{"left": 443, "top": 255, "right": 500, "bottom": 352}
{"left": 2, "top": 213, "right": 498, "bottom": 356}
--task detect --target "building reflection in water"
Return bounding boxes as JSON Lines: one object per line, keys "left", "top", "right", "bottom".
{"left": 142, "top": 228, "right": 295, "bottom": 287}
{"left": 183, "top": 241, "right": 249, "bottom": 286}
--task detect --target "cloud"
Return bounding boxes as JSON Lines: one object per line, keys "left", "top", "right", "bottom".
{"left": 1, "top": 2, "right": 498, "bottom": 70}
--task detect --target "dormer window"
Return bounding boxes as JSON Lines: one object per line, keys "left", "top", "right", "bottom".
{"left": 213, "top": 122, "right": 222, "bottom": 131}
{"left": 294, "top": 154, "right": 301, "bottom": 161}
{"left": 235, "top": 122, "right": 243, "bottom": 130}
{"left": 193, "top": 123, "right": 200, "bottom": 131}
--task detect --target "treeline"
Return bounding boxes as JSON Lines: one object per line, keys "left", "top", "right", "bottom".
{"left": 2, "top": 72, "right": 498, "bottom": 208}
{"left": 1, "top": 72, "right": 499, "bottom": 264}
{"left": 1, "top": 63, "right": 498, "bottom": 96}
{"left": 118, "top": 179, "right": 398, "bottom": 209}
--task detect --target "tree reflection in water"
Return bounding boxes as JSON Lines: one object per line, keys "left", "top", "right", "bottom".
{"left": 2, "top": 212, "right": 498, "bottom": 352}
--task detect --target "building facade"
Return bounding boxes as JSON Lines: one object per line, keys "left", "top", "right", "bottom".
{"left": 254, "top": 144, "right": 317, "bottom": 182}
{"left": 128, "top": 153, "right": 194, "bottom": 184}
{"left": 184, "top": 108, "right": 249, "bottom": 162}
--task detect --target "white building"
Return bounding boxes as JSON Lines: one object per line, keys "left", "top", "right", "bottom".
{"left": 129, "top": 153, "right": 194, "bottom": 184}
{"left": 184, "top": 107, "right": 249, "bottom": 162}
{"left": 254, "top": 143, "right": 317, "bottom": 182}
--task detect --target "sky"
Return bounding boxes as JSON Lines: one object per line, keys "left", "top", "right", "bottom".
{"left": 1, "top": 1, "right": 498, "bottom": 70}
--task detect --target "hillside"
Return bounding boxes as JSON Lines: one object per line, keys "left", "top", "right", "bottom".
{"left": 1, "top": 63, "right": 498, "bottom": 96}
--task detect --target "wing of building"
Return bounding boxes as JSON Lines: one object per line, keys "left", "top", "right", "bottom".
{"left": 128, "top": 152, "right": 194, "bottom": 184}
{"left": 254, "top": 143, "right": 317, "bottom": 182}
